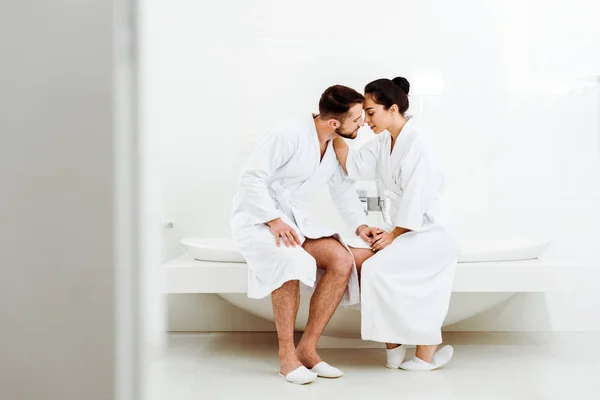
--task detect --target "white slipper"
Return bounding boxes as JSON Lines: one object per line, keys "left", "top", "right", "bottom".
{"left": 310, "top": 361, "right": 343, "bottom": 378}
{"left": 385, "top": 345, "right": 407, "bottom": 369}
{"left": 278, "top": 366, "right": 318, "bottom": 384}
{"left": 399, "top": 345, "right": 454, "bottom": 371}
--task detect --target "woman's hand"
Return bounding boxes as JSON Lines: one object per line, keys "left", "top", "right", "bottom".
{"left": 370, "top": 230, "right": 396, "bottom": 251}
{"left": 371, "top": 226, "right": 411, "bottom": 251}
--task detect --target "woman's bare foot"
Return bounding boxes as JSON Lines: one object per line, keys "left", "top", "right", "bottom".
{"left": 415, "top": 344, "right": 438, "bottom": 363}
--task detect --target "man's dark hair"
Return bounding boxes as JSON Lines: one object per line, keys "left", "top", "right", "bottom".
{"left": 318, "top": 85, "right": 365, "bottom": 121}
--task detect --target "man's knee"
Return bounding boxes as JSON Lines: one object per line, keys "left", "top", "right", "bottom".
{"left": 331, "top": 249, "right": 354, "bottom": 278}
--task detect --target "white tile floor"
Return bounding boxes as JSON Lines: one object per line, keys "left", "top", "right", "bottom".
{"left": 148, "top": 332, "right": 600, "bottom": 400}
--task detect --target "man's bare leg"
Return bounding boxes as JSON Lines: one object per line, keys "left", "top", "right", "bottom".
{"left": 294, "top": 238, "right": 354, "bottom": 367}
{"left": 271, "top": 279, "right": 303, "bottom": 375}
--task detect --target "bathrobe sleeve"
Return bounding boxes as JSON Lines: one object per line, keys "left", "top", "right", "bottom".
{"left": 345, "top": 137, "right": 381, "bottom": 181}
{"left": 238, "top": 130, "right": 297, "bottom": 224}
{"left": 392, "top": 144, "right": 432, "bottom": 232}
{"left": 328, "top": 165, "right": 369, "bottom": 232}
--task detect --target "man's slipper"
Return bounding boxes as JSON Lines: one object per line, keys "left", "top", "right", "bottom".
{"left": 278, "top": 366, "right": 318, "bottom": 384}
{"left": 310, "top": 361, "right": 343, "bottom": 378}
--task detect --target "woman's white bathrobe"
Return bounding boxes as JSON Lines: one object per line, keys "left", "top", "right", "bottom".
{"left": 347, "top": 117, "right": 458, "bottom": 345}
{"left": 231, "top": 115, "right": 368, "bottom": 306}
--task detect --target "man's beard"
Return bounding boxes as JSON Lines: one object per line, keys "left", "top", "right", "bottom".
{"left": 335, "top": 126, "right": 358, "bottom": 139}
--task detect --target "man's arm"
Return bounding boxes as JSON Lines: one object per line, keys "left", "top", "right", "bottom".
{"left": 327, "top": 165, "right": 369, "bottom": 236}
{"left": 238, "top": 130, "right": 296, "bottom": 225}
{"left": 237, "top": 130, "right": 302, "bottom": 247}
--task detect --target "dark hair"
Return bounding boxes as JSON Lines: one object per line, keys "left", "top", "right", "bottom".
{"left": 318, "top": 85, "right": 365, "bottom": 121}
{"left": 364, "top": 77, "right": 410, "bottom": 114}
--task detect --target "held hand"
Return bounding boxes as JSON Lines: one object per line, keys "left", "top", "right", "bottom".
{"left": 371, "top": 230, "right": 396, "bottom": 251}
{"left": 266, "top": 218, "right": 302, "bottom": 247}
{"left": 356, "top": 225, "right": 384, "bottom": 244}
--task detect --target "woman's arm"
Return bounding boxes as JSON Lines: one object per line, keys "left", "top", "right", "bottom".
{"left": 332, "top": 136, "right": 380, "bottom": 180}
{"left": 333, "top": 137, "right": 350, "bottom": 174}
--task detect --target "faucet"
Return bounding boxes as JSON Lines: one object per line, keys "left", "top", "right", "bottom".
{"left": 357, "top": 190, "right": 369, "bottom": 215}
{"left": 357, "top": 188, "right": 387, "bottom": 217}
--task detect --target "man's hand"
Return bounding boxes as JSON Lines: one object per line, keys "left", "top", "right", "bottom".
{"left": 266, "top": 218, "right": 302, "bottom": 247}
{"left": 356, "top": 225, "right": 384, "bottom": 244}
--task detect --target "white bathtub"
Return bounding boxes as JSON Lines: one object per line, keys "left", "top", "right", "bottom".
{"left": 165, "top": 237, "right": 556, "bottom": 338}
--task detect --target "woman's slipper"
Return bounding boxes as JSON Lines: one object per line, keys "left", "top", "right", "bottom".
{"left": 385, "top": 345, "right": 407, "bottom": 369}
{"left": 399, "top": 345, "right": 454, "bottom": 371}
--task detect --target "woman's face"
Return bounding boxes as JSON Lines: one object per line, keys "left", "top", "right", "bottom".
{"left": 363, "top": 94, "right": 392, "bottom": 135}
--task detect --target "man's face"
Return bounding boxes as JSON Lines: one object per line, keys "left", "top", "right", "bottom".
{"left": 335, "top": 103, "right": 365, "bottom": 139}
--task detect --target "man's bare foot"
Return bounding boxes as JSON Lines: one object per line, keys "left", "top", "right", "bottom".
{"left": 279, "top": 352, "right": 304, "bottom": 376}
{"left": 295, "top": 344, "right": 323, "bottom": 369}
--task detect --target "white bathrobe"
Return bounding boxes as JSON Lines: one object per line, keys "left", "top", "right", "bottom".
{"left": 231, "top": 115, "right": 368, "bottom": 305}
{"left": 346, "top": 117, "right": 458, "bottom": 345}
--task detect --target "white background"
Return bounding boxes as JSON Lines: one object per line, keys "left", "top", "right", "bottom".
{"left": 143, "top": 0, "right": 600, "bottom": 332}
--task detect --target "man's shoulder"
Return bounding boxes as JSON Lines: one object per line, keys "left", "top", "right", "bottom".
{"left": 266, "top": 116, "right": 311, "bottom": 142}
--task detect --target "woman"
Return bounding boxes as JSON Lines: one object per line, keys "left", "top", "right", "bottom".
{"left": 334, "top": 77, "right": 458, "bottom": 371}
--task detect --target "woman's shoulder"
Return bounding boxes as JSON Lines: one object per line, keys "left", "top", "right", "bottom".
{"left": 357, "top": 132, "right": 386, "bottom": 154}
{"left": 403, "top": 118, "right": 432, "bottom": 150}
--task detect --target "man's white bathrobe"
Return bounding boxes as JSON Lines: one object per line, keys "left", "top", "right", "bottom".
{"left": 231, "top": 115, "right": 368, "bottom": 306}
{"left": 347, "top": 117, "right": 458, "bottom": 345}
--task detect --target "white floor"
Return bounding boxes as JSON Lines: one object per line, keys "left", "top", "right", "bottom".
{"left": 148, "top": 332, "right": 600, "bottom": 400}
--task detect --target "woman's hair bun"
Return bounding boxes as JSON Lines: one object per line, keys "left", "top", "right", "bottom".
{"left": 392, "top": 77, "right": 410, "bottom": 94}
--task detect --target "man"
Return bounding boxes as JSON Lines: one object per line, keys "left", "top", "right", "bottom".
{"left": 231, "top": 85, "right": 375, "bottom": 384}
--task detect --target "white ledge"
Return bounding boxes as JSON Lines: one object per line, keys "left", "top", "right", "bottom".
{"left": 162, "top": 254, "right": 558, "bottom": 294}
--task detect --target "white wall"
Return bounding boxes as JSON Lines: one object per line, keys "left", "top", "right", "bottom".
{"left": 0, "top": 1, "right": 116, "bottom": 399}
{"left": 146, "top": 0, "right": 600, "bottom": 332}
